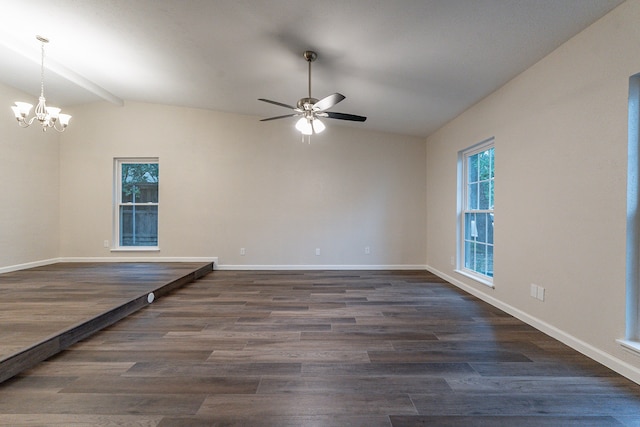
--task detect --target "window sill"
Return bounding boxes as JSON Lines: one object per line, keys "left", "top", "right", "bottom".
{"left": 454, "top": 269, "right": 495, "bottom": 288}
{"left": 111, "top": 247, "right": 160, "bottom": 252}
{"left": 617, "top": 339, "right": 640, "bottom": 356}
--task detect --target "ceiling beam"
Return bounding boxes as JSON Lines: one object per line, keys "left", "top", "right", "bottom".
{"left": 0, "top": 33, "right": 123, "bottom": 106}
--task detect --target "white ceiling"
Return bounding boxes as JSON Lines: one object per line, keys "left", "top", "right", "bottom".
{"left": 0, "top": 0, "right": 624, "bottom": 138}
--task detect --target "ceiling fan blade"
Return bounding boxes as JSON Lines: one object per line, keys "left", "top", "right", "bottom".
{"left": 325, "top": 111, "right": 367, "bottom": 122}
{"left": 260, "top": 114, "right": 297, "bottom": 122}
{"left": 258, "top": 98, "right": 296, "bottom": 109}
{"left": 313, "top": 93, "right": 345, "bottom": 111}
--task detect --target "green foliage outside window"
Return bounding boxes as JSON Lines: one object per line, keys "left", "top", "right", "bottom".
{"left": 121, "top": 163, "right": 159, "bottom": 203}
{"left": 119, "top": 162, "right": 159, "bottom": 247}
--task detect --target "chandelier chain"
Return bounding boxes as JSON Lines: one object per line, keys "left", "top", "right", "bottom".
{"left": 40, "top": 41, "right": 45, "bottom": 98}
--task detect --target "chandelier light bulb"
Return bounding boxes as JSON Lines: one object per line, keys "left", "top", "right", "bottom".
{"left": 58, "top": 113, "right": 72, "bottom": 127}
{"left": 12, "top": 102, "right": 33, "bottom": 118}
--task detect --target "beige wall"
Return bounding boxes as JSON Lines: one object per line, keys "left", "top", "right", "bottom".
{"left": 0, "top": 84, "right": 60, "bottom": 271}
{"left": 58, "top": 101, "right": 427, "bottom": 267}
{"left": 426, "top": 0, "right": 640, "bottom": 381}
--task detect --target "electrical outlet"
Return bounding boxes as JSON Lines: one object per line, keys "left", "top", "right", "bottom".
{"left": 240, "top": 248, "right": 246, "bottom": 256}
{"left": 315, "top": 248, "right": 321, "bottom": 256}
{"left": 450, "top": 256, "right": 455, "bottom": 266}
{"left": 531, "top": 283, "right": 545, "bottom": 301}
{"left": 103, "top": 240, "right": 109, "bottom": 248}
{"left": 365, "top": 246, "right": 371, "bottom": 255}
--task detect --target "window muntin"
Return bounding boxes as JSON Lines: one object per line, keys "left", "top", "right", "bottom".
{"left": 459, "top": 141, "right": 494, "bottom": 282}
{"left": 115, "top": 159, "right": 159, "bottom": 249}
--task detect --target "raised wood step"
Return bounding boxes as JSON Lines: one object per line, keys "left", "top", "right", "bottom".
{"left": 0, "top": 262, "right": 213, "bottom": 383}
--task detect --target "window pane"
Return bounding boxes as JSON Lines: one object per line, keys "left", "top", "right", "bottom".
{"left": 119, "top": 205, "right": 158, "bottom": 246}
{"left": 476, "top": 213, "right": 488, "bottom": 242}
{"left": 468, "top": 183, "right": 478, "bottom": 210}
{"left": 121, "top": 163, "right": 159, "bottom": 203}
{"left": 464, "top": 240, "right": 475, "bottom": 270}
{"left": 479, "top": 181, "right": 491, "bottom": 210}
{"left": 121, "top": 185, "right": 133, "bottom": 203}
{"left": 489, "top": 147, "right": 495, "bottom": 179}
{"left": 479, "top": 150, "right": 492, "bottom": 180}
{"left": 468, "top": 155, "right": 479, "bottom": 183}
{"left": 465, "top": 213, "right": 477, "bottom": 240}
{"left": 474, "top": 243, "right": 486, "bottom": 274}
{"left": 489, "top": 179, "right": 494, "bottom": 209}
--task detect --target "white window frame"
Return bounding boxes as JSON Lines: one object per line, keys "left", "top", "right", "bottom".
{"left": 457, "top": 138, "right": 494, "bottom": 287}
{"left": 113, "top": 158, "right": 160, "bottom": 252}
{"left": 620, "top": 73, "right": 640, "bottom": 354}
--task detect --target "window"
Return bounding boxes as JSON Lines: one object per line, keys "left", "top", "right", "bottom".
{"left": 623, "top": 73, "right": 640, "bottom": 350}
{"left": 458, "top": 139, "right": 494, "bottom": 284}
{"left": 114, "top": 158, "right": 159, "bottom": 249}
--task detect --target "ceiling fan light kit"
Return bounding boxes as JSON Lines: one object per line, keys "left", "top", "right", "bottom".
{"left": 11, "top": 35, "right": 72, "bottom": 132}
{"left": 259, "top": 50, "right": 366, "bottom": 142}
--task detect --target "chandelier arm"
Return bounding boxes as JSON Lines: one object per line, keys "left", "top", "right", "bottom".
{"left": 52, "top": 122, "right": 66, "bottom": 132}
{"left": 17, "top": 116, "right": 40, "bottom": 127}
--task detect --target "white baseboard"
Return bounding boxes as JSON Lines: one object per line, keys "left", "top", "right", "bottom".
{"left": 0, "top": 258, "right": 60, "bottom": 274}
{"left": 215, "top": 264, "right": 428, "bottom": 271}
{"left": 427, "top": 264, "right": 640, "bottom": 386}
{"left": 2, "top": 259, "right": 423, "bottom": 273}
{"left": 1, "top": 257, "right": 219, "bottom": 273}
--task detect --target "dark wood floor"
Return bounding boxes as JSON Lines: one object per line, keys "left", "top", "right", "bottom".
{"left": 1, "top": 270, "right": 640, "bottom": 426}
{"left": 0, "top": 262, "right": 212, "bottom": 383}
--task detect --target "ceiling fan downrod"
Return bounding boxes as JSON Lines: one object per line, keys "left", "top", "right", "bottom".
{"left": 297, "top": 51, "right": 318, "bottom": 110}
{"left": 303, "top": 50, "right": 317, "bottom": 100}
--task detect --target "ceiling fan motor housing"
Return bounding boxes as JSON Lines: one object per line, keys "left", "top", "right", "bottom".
{"left": 297, "top": 97, "right": 319, "bottom": 110}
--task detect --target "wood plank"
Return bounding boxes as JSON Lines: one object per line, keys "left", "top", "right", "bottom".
{"left": 158, "top": 415, "right": 393, "bottom": 427}
{"left": 409, "top": 393, "right": 640, "bottom": 416}
{"left": 390, "top": 415, "right": 624, "bottom": 426}
{"left": 256, "top": 376, "right": 451, "bottom": 394}
{"left": 60, "top": 376, "right": 260, "bottom": 395}
{"left": 196, "top": 394, "right": 417, "bottom": 416}
{"left": 0, "top": 414, "right": 163, "bottom": 426}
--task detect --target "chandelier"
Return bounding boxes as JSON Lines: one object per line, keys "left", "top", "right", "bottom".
{"left": 11, "top": 36, "right": 71, "bottom": 132}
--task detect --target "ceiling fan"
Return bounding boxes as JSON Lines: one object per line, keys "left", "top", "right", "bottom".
{"left": 259, "top": 50, "right": 366, "bottom": 137}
